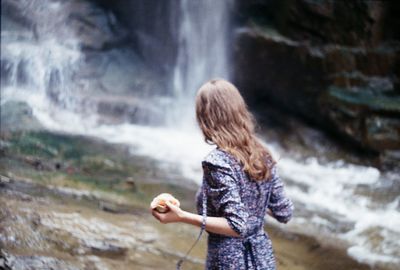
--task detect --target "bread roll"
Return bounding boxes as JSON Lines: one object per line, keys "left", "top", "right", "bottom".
{"left": 150, "top": 193, "right": 180, "bottom": 213}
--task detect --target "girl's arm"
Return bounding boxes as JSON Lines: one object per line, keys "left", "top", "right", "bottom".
{"left": 268, "top": 164, "right": 294, "bottom": 223}
{"left": 151, "top": 201, "right": 240, "bottom": 237}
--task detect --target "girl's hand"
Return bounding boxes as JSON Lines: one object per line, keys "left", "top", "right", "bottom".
{"left": 151, "top": 200, "right": 186, "bottom": 224}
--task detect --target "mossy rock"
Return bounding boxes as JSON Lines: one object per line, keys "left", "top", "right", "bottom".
{"left": 0, "top": 101, "right": 43, "bottom": 132}
{"left": 327, "top": 86, "right": 400, "bottom": 113}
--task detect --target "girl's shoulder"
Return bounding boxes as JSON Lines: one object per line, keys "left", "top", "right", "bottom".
{"left": 202, "top": 148, "right": 238, "bottom": 170}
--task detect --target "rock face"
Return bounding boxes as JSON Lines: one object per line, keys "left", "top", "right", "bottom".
{"left": 233, "top": 0, "right": 400, "bottom": 164}
{"left": 94, "top": 0, "right": 180, "bottom": 77}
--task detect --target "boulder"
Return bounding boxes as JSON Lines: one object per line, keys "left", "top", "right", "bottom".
{"left": 322, "top": 87, "right": 400, "bottom": 151}
{"left": 0, "top": 101, "right": 43, "bottom": 132}
{"left": 95, "top": 96, "right": 166, "bottom": 125}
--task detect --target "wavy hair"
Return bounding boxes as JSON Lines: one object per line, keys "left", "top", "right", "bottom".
{"left": 195, "top": 78, "right": 275, "bottom": 181}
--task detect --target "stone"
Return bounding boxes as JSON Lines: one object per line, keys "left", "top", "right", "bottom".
{"left": 365, "top": 116, "right": 400, "bottom": 149}
{"left": 124, "top": 177, "right": 136, "bottom": 190}
{"left": 324, "top": 87, "right": 400, "bottom": 151}
{"left": 380, "top": 150, "right": 400, "bottom": 170}
{"left": 90, "top": 244, "right": 127, "bottom": 259}
{"left": 0, "top": 101, "right": 43, "bottom": 132}
{"left": 98, "top": 200, "right": 128, "bottom": 214}
{"left": 96, "top": 96, "right": 166, "bottom": 125}
{"left": 0, "top": 175, "right": 12, "bottom": 187}
{"left": 5, "top": 254, "right": 80, "bottom": 270}
{"left": 0, "top": 250, "right": 11, "bottom": 270}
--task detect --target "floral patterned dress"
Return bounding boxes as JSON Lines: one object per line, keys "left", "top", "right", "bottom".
{"left": 196, "top": 148, "right": 294, "bottom": 270}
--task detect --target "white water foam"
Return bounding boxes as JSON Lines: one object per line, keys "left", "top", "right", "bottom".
{"left": 277, "top": 157, "right": 400, "bottom": 268}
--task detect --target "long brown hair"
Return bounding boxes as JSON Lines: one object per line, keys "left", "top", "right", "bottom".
{"left": 195, "top": 78, "right": 275, "bottom": 181}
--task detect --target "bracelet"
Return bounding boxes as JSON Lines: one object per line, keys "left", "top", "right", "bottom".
{"left": 201, "top": 211, "right": 206, "bottom": 230}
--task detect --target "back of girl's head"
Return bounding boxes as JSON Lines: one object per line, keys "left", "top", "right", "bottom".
{"left": 195, "top": 78, "right": 274, "bottom": 181}
{"left": 195, "top": 79, "right": 255, "bottom": 141}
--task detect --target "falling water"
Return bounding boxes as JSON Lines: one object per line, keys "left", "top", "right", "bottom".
{"left": 170, "top": 0, "right": 233, "bottom": 129}
{"left": 1, "top": 0, "right": 95, "bottom": 119}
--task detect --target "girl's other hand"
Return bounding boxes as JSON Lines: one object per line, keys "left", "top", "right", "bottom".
{"left": 151, "top": 200, "right": 186, "bottom": 224}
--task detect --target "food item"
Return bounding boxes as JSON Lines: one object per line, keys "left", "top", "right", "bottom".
{"left": 150, "top": 193, "right": 180, "bottom": 213}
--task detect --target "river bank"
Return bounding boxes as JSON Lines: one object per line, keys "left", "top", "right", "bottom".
{"left": 0, "top": 173, "right": 372, "bottom": 270}
{"left": 0, "top": 130, "right": 375, "bottom": 270}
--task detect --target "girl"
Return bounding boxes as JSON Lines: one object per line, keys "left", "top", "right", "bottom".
{"left": 151, "top": 79, "right": 294, "bottom": 269}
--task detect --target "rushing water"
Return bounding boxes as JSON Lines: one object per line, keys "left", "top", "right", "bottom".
{"left": 1, "top": 0, "right": 400, "bottom": 269}
{"left": 171, "top": 0, "right": 233, "bottom": 129}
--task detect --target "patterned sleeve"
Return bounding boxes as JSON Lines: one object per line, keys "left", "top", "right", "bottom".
{"left": 268, "top": 164, "right": 294, "bottom": 223}
{"left": 202, "top": 161, "right": 249, "bottom": 237}
{"left": 195, "top": 184, "right": 203, "bottom": 215}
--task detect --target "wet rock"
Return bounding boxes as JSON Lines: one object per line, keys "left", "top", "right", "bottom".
{"left": 0, "top": 101, "right": 43, "bottom": 132}
{"left": 91, "top": 244, "right": 127, "bottom": 259}
{"left": 136, "top": 232, "right": 157, "bottom": 244}
{"left": 23, "top": 156, "right": 44, "bottom": 170}
{"left": 98, "top": 200, "right": 136, "bottom": 214}
{"left": 0, "top": 175, "right": 12, "bottom": 187}
{"left": 0, "top": 250, "right": 12, "bottom": 270}
{"left": 5, "top": 254, "right": 80, "bottom": 270}
{"left": 46, "top": 69, "right": 62, "bottom": 104}
{"left": 48, "top": 185, "right": 96, "bottom": 201}
{"left": 16, "top": 59, "right": 30, "bottom": 86}
{"left": 40, "top": 211, "right": 138, "bottom": 258}
{"left": 323, "top": 87, "right": 400, "bottom": 150}
{"left": 365, "top": 116, "right": 400, "bottom": 149}
{"left": 124, "top": 177, "right": 136, "bottom": 191}
{"left": 380, "top": 150, "right": 400, "bottom": 170}
{"left": 1, "top": 58, "right": 31, "bottom": 87}
{"left": 98, "top": 201, "right": 123, "bottom": 213}
{"left": 54, "top": 162, "right": 62, "bottom": 170}
{"left": 22, "top": 156, "right": 57, "bottom": 171}
{"left": 1, "top": 0, "right": 35, "bottom": 33}
{"left": 96, "top": 96, "right": 166, "bottom": 125}
{"left": 0, "top": 59, "right": 14, "bottom": 86}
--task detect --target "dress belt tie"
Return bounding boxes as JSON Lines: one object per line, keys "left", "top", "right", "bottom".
{"left": 243, "top": 180, "right": 273, "bottom": 269}
{"left": 243, "top": 236, "right": 258, "bottom": 270}
{"left": 242, "top": 230, "right": 266, "bottom": 270}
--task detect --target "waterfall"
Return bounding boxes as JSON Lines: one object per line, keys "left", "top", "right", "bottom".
{"left": 1, "top": 0, "right": 95, "bottom": 119}
{"left": 1, "top": 0, "right": 234, "bottom": 128}
{"left": 1, "top": 38, "right": 83, "bottom": 109}
{"left": 170, "top": 0, "right": 233, "bottom": 129}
